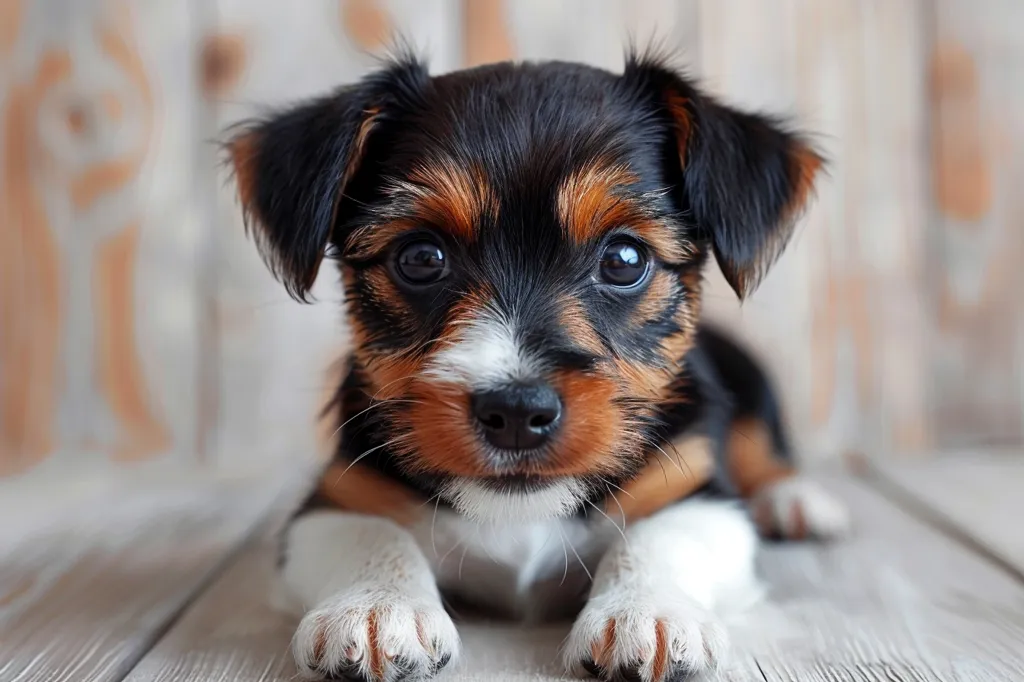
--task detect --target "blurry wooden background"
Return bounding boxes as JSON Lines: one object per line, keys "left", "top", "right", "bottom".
{"left": 1, "top": 0, "right": 1021, "bottom": 481}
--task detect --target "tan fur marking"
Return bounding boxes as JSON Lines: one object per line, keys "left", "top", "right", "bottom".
{"left": 653, "top": 619, "right": 670, "bottom": 682}
{"left": 404, "top": 162, "right": 497, "bottom": 240}
{"left": 782, "top": 145, "right": 824, "bottom": 224}
{"left": 664, "top": 90, "right": 692, "bottom": 169}
{"left": 557, "top": 161, "right": 638, "bottom": 244}
{"left": 610, "top": 435, "right": 714, "bottom": 521}
{"left": 558, "top": 294, "right": 604, "bottom": 355}
{"left": 228, "top": 131, "right": 260, "bottom": 218}
{"left": 317, "top": 460, "right": 425, "bottom": 526}
{"left": 726, "top": 417, "right": 793, "bottom": 498}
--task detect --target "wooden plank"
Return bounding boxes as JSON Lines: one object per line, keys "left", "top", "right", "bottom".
{"left": 0, "top": 472, "right": 285, "bottom": 682}
{"left": 0, "top": 0, "right": 203, "bottom": 476}
{"left": 697, "top": 0, "right": 932, "bottom": 459}
{"left": 734, "top": 473, "right": 1024, "bottom": 680}
{"left": 122, "top": 473, "right": 1024, "bottom": 681}
{"left": 928, "top": 0, "right": 1024, "bottom": 449}
{"left": 207, "top": 0, "right": 462, "bottom": 473}
{"left": 871, "top": 453, "right": 1024, "bottom": 580}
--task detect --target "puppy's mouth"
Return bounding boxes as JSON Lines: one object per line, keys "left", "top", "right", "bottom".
{"left": 475, "top": 473, "right": 556, "bottom": 493}
{"left": 440, "top": 474, "right": 587, "bottom": 522}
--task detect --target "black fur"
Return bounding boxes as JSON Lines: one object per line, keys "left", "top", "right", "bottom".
{"left": 230, "top": 51, "right": 818, "bottom": 520}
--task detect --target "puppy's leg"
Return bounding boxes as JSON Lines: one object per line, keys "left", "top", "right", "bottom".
{"left": 564, "top": 498, "right": 760, "bottom": 682}
{"left": 282, "top": 511, "right": 459, "bottom": 682}
{"left": 727, "top": 417, "right": 850, "bottom": 540}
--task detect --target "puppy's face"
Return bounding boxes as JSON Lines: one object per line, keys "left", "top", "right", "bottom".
{"left": 228, "top": 55, "right": 821, "bottom": 521}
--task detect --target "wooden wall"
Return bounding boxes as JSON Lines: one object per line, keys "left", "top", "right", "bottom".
{"left": 1, "top": 0, "right": 1021, "bottom": 480}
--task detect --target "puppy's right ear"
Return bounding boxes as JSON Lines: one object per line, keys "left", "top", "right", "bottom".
{"left": 226, "top": 58, "right": 429, "bottom": 301}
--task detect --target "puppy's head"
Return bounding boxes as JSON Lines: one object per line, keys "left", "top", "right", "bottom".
{"left": 227, "top": 53, "right": 821, "bottom": 522}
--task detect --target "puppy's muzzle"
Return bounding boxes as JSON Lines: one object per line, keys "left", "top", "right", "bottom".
{"left": 471, "top": 381, "right": 562, "bottom": 456}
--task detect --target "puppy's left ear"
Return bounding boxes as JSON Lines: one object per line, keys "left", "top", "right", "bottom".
{"left": 224, "top": 58, "right": 429, "bottom": 301}
{"left": 626, "top": 55, "right": 824, "bottom": 300}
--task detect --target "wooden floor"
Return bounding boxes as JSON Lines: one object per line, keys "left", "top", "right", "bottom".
{"left": 2, "top": 455, "right": 1023, "bottom": 682}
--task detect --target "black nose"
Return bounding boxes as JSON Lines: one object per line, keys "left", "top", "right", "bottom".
{"left": 471, "top": 382, "right": 563, "bottom": 450}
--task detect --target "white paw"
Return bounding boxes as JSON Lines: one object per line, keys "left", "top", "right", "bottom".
{"left": 563, "top": 591, "right": 728, "bottom": 682}
{"left": 753, "top": 476, "right": 850, "bottom": 540}
{"left": 292, "top": 587, "right": 459, "bottom": 681}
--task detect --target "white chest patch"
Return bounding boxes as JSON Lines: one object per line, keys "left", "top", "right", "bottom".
{"left": 408, "top": 508, "right": 618, "bottom": 622}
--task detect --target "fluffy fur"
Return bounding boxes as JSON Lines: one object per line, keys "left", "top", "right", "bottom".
{"left": 228, "top": 49, "right": 848, "bottom": 682}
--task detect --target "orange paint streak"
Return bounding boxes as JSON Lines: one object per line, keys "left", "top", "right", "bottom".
{"left": 100, "top": 91, "right": 123, "bottom": 121}
{"left": 341, "top": 0, "right": 393, "bottom": 52}
{"left": 0, "top": 51, "right": 72, "bottom": 473}
{"left": 71, "top": 157, "right": 140, "bottom": 209}
{"left": 199, "top": 33, "right": 247, "bottom": 98}
{"left": 405, "top": 161, "right": 497, "bottom": 241}
{"left": 0, "top": 0, "right": 20, "bottom": 55}
{"left": 463, "top": 0, "right": 515, "bottom": 67}
{"left": 931, "top": 41, "right": 992, "bottom": 222}
{"left": 95, "top": 225, "right": 170, "bottom": 461}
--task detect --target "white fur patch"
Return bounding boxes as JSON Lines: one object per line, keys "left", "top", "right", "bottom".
{"left": 283, "top": 512, "right": 459, "bottom": 681}
{"left": 563, "top": 499, "right": 761, "bottom": 680}
{"left": 422, "top": 308, "right": 540, "bottom": 390}
{"left": 440, "top": 477, "right": 587, "bottom": 523}
{"left": 753, "top": 475, "right": 851, "bottom": 539}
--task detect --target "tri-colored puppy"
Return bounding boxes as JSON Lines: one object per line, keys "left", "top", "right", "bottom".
{"left": 227, "top": 50, "right": 849, "bottom": 682}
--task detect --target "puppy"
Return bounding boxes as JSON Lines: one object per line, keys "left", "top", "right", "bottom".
{"left": 227, "top": 51, "right": 849, "bottom": 682}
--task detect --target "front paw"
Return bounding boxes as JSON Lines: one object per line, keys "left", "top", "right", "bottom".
{"left": 753, "top": 476, "right": 850, "bottom": 541}
{"left": 563, "top": 592, "right": 728, "bottom": 682}
{"left": 293, "top": 587, "right": 459, "bottom": 681}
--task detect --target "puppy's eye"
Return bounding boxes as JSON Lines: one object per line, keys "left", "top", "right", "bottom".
{"left": 395, "top": 240, "right": 448, "bottom": 284}
{"left": 599, "top": 240, "right": 648, "bottom": 287}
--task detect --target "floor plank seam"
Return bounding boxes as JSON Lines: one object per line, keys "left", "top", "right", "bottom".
{"left": 108, "top": 486, "right": 298, "bottom": 682}
{"left": 857, "top": 462, "right": 1024, "bottom": 588}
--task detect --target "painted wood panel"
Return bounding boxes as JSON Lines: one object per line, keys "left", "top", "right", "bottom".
{"left": 928, "top": 0, "right": 1024, "bottom": 449}
{"left": 2, "top": 0, "right": 1024, "bottom": 479}
{"left": 0, "top": 0, "right": 201, "bottom": 477}
{"left": 697, "top": 0, "right": 932, "bottom": 460}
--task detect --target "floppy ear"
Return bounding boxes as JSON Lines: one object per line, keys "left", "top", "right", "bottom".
{"left": 626, "top": 55, "right": 824, "bottom": 300}
{"left": 225, "top": 58, "right": 429, "bottom": 301}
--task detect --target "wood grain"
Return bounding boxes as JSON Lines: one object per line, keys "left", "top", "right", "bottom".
{"left": 0, "top": 475, "right": 284, "bottom": 682}
{"left": 871, "top": 453, "right": 1024, "bottom": 579}
{"left": 929, "top": 0, "right": 1024, "bottom": 449}
{"left": 698, "top": 0, "right": 932, "bottom": 459}
{"left": 120, "top": 470, "right": 1024, "bottom": 681}
{"left": 0, "top": 0, "right": 201, "bottom": 475}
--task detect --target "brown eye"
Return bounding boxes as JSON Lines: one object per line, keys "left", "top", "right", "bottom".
{"left": 599, "top": 240, "right": 648, "bottom": 287}
{"left": 395, "top": 240, "right": 448, "bottom": 284}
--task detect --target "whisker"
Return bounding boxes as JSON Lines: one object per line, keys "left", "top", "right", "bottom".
{"left": 559, "top": 526, "right": 593, "bottom": 583}
{"left": 586, "top": 499, "right": 629, "bottom": 548}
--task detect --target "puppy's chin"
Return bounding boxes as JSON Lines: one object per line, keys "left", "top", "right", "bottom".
{"left": 441, "top": 476, "right": 587, "bottom": 523}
